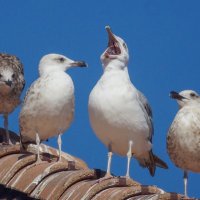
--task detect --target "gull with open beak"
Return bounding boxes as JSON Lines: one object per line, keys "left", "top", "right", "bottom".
{"left": 89, "top": 26, "right": 168, "bottom": 178}
{"left": 20, "top": 53, "right": 87, "bottom": 162}
{"left": 167, "top": 90, "right": 200, "bottom": 196}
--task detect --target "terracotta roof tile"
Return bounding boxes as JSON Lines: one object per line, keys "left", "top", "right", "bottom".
{"left": 0, "top": 129, "right": 195, "bottom": 200}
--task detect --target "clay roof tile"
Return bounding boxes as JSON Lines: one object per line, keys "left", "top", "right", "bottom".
{"left": 0, "top": 129, "right": 194, "bottom": 200}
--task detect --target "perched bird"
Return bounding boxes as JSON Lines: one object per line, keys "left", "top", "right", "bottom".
{"left": 88, "top": 26, "right": 168, "bottom": 177}
{"left": 167, "top": 90, "right": 200, "bottom": 197}
{"left": 20, "top": 53, "right": 87, "bottom": 162}
{"left": 0, "top": 53, "right": 25, "bottom": 144}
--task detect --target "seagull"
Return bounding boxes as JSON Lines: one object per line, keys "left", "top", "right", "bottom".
{"left": 88, "top": 26, "right": 168, "bottom": 178}
{"left": 0, "top": 53, "right": 25, "bottom": 144}
{"left": 167, "top": 90, "right": 200, "bottom": 197}
{"left": 19, "top": 53, "right": 87, "bottom": 162}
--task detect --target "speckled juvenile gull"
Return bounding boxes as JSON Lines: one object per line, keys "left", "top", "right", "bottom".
{"left": 20, "top": 53, "right": 86, "bottom": 162}
{"left": 167, "top": 90, "right": 200, "bottom": 197}
{"left": 0, "top": 53, "right": 25, "bottom": 144}
{"left": 88, "top": 26, "right": 168, "bottom": 177}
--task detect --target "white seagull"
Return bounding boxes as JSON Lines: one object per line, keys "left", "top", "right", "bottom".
{"left": 167, "top": 90, "right": 200, "bottom": 196}
{"left": 88, "top": 26, "right": 168, "bottom": 177}
{"left": 20, "top": 53, "right": 86, "bottom": 162}
{"left": 0, "top": 53, "right": 25, "bottom": 144}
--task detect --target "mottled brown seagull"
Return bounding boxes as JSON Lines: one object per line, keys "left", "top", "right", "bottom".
{"left": 0, "top": 53, "right": 25, "bottom": 144}
{"left": 167, "top": 90, "right": 200, "bottom": 196}
{"left": 20, "top": 53, "right": 87, "bottom": 162}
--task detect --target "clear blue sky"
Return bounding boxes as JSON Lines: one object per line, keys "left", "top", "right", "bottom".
{"left": 1, "top": 0, "right": 200, "bottom": 198}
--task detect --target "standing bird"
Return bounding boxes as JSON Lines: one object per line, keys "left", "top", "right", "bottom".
{"left": 20, "top": 53, "right": 87, "bottom": 162}
{"left": 0, "top": 53, "right": 25, "bottom": 144}
{"left": 88, "top": 26, "right": 168, "bottom": 177}
{"left": 167, "top": 90, "right": 200, "bottom": 197}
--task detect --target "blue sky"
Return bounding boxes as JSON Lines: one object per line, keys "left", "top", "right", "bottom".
{"left": 1, "top": 0, "right": 200, "bottom": 198}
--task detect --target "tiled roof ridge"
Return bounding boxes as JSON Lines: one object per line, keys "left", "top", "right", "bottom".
{"left": 0, "top": 129, "right": 194, "bottom": 200}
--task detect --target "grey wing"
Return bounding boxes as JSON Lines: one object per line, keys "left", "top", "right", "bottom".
{"left": 137, "top": 90, "right": 154, "bottom": 142}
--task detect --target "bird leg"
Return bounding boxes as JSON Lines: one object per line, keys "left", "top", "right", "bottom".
{"left": 183, "top": 170, "right": 188, "bottom": 197}
{"left": 4, "top": 114, "right": 12, "bottom": 145}
{"left": 126, "top": 140, "right": 133, "bottom": 177}
{"left": 36, "top": 133, "right": 41, "bottom": 163}
{"left": 105, "top": 151, "right": 113, "bottom": 177}
{"left": 57, "top": 133, "right": 62, "bottom": 162}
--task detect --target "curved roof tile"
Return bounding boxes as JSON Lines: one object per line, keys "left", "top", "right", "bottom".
{"left": 0, "top": 129, "right": 193, "bottom": 200}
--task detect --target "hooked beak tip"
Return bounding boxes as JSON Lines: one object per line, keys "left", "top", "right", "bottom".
{"left": 170, "top": 91, "right": 178, "bottom": 98}
{"left": 105, "top": 25, "right": 113, "bottom": 35}
{"left": 169, "top": 91, "right": 175, "bottom": 98}
{"left": 83, "top": 62, "right": 88, "bottom": 67}
{"left": 105, "top": 25, "right": 110, "bottom": 30}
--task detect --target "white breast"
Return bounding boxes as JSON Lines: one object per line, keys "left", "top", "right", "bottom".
{"left": 20, "top": 71, "right": 74, "bottom": 142}
{"left": 88, "top": 71, "right": 151, "bottom": 156}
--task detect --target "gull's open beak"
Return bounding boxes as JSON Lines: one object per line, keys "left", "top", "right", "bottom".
{"left": 170, "top": 91, "right": 186, "bottom": 100}
{"left": 104, "top": 26, "right": 121, "bottom": 56}
{"left": 70, "top": 61, "right": 88, "bottom": 67}
{"left": 105, "top": 26, "right": 118, "bottom": 44}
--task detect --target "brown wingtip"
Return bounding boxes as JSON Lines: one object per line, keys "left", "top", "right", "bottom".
{"left": 153, "top": 153, "right": 168, "bottom": 169}
{"left": 148, "top": 151, "right": 156, "bottom": 176}
{"left": 138, "top": 151, "right": 168, "bottom": 177}
{"left": 149, "top": 152, "right": 168, "bottom": 176}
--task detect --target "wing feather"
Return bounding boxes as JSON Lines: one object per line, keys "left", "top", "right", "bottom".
{"left": 137, "top": 90, "right": 154, "bottom": 142}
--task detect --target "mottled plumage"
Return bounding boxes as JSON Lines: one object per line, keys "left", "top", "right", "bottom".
{"left": 0, "top": 53, "right": 25, "bottom": 144}
{"left": 167, "top": 90, "right": 200, "bottom": 196}
{"left": 19, "top": 53, "right": 86, "bottom": 162}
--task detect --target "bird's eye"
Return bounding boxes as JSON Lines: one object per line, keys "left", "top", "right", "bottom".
{"left": 0, "top": 74, "right": 2, "bottom": 78}
{"left": 12, "top": 73, "right": 16, "bottom": 78}
{"left": 123, "top": 43, "right": 127, "bottom": 49}
{"left": 190, "top": 93, "right": 196, "bottom": 97}
{"left": 59, "top": 57, "right": 65, "bottom": 63}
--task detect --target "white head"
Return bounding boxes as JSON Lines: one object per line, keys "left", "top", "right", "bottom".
{"left": 39, "top": 53, "right": 87, "bottom": 76}
{"left": 170, "top": 90, "right": 200, "bottom": 108}
{"left": 100, "top": 26, "right": 129, "bottom": 71}
{"left": 0, "top": 67, "right": 16, "bottom": 94}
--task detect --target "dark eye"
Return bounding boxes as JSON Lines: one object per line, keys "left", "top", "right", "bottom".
{"left": 59, "top": 57, "right": 65, "bottom": 63}
{"left": 190, "top": 93, "right": 196, "bottom": 97}
{"left": 0, "top": 74, "right": 2, "bottom": 78}
{"left": 12, "top": 73, "right": 16, "bottom": 78}
{"left": 123, "top": 43, "right": 127, "bottom": 49}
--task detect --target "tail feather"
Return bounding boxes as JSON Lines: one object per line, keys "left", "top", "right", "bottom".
{"left": 138, "top": 151, "right": 168, "bottom": 176}
{"left": 153, "top": 153, "right": 168, "bottom": 169}
{"left": 20, "top": 138, "right": 28, "bottom": 152}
